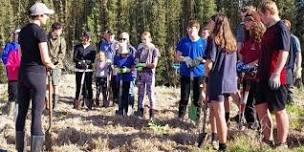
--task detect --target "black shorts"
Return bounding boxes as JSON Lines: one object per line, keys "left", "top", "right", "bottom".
{"left": 255, "top": 82, "right": 288, "bottom": 112}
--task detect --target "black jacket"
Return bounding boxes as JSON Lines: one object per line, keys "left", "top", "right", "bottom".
{"left": 73, "top": 43, "right": 96, "bottom": 69}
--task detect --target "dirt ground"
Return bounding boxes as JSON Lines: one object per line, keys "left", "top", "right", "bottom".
{"left": 0, "top": 74, "right": 304, "bottom": 152}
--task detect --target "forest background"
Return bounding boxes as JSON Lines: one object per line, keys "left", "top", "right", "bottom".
{"left": 0, "top": 0, "right": 303, "bottom": 86}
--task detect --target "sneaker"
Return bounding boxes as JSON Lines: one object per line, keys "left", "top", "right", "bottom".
{"left": 218, "top": 143, "right": 227, "bottom": 152}
{"left": 211, "top": 140, "right": 219, "bottom": 150}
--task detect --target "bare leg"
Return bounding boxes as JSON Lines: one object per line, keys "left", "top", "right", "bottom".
{"left": 256, "top": 103, "right": 273, "bottom": 141}
{"left": 274, "top": 109, "right": 289, "bottom": 144}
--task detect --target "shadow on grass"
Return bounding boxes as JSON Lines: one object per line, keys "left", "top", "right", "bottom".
{"left": 55, "top": 126, "right": 195, "bottom": 151}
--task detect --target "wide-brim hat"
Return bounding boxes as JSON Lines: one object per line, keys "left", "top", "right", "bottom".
{"left": 30, "top": 2, "right": 54, "bottom": 16}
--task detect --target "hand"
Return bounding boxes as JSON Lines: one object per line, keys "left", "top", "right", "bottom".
{"left": 121, "top": 67, "right": 131, "bottom": 73}
{"left": 136, "top": 66, "right": 143, "bottom": 72}
{"left": 268, "top": 73, "right": 281, "bottom": 90}
{"left": 182, "top": 56, "right": 192, "bottom": 67}
{"left": 294, "top": 67, "right": 302, "bottom": 79}
{"left": 114, "top": 67, "right": 122, "bottom": 74}
{"left": 136, "top": 63, "right": 147, "bottom": 68}
{"left": 85, "top": 60, "right": 92, "bottom": 64}
{"left": 106, "top": 59, "right": 112, "bottom": 64}
{"left": 189, "top": 57, "right": 203, "bottom": 67}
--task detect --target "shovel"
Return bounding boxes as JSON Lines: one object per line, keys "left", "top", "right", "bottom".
{"left": 198, "top": 104, "right": 208, "bottom": 147}
{"left": 45, "top": 72, "right": 53, "bottom": 151}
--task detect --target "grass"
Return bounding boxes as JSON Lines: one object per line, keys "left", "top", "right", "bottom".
{"left": 0, "top": 74, "right": 304, "bottom": 152}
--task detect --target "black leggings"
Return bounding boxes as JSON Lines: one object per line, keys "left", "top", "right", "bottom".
{"left": 75, "top": 72, "right": 93, "bottom": 99}
{"left": 117, "top": 80, "right": 130, "bottom": 112}
{"left": 16, "top": 70, "right": 46, "bottom": 136}
{"left": 8, "top": 80, "right": 18, "bottom": 102}
{"left": 180, "top": 76, "right": 203, "bottom": 108}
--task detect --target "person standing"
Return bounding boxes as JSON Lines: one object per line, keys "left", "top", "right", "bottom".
{"left": 99, "top": 29, "right": 119, "bottom": 105}
{"left": 175, "top": 20, "right": 207, "bottom": 121}
{"left": 1, "top": 29, "right": 21, "bottom": 117}
{"left": 16, "top": 2, "right": 56, "bottom": 152}
{"left": 48, "top": 22, "right": 66, "bottom": 109}
{"left": 256, "top": 0, "right": 290, "bottom": 149}
{"left": 282, "top": 19, "right": 302, "bottom": 104}
{"left": 73, "top": 32, "right": 96, "bottom": 110}
{"left": 238, "top": 11, "right": 265, "bottom": 129}
{"left": 205, "top": 13, "right": 238, "bottom": 151}
{"left": 113, "top": 42, "right": 135, "bottom": 116}
{"left": 134, "top": 31, "right": 160, "bottom": 120}
{"left": 118, "top": 32, "right": 137, "bottom": 112}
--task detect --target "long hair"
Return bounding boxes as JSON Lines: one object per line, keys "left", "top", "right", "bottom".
{"left": 244, "top": 11, "right": 266, "bottom": 43}
{"left": 211, "top": 13, "right": 237, "bottom": 52}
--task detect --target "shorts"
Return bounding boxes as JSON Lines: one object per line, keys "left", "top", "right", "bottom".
{"left": 209, "top": 93, "right": 230, "bottom": 102}
{"left": 50, "top": 68, "right": 62, "bottom": 86}
{"left": 255, "top": 82, "right": 288, "bottom": 112}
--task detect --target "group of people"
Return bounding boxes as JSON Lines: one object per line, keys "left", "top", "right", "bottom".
{"left": 72, "top": 29, "right": 160, "bottom": 119}
{"left": 0, "top": 0, "right": 302, "bottom": 152}
{"left": 175, "top": 1, "right": 302, "bottom": 151}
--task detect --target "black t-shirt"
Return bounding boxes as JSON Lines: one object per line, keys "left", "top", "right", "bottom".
{"left": 258, "top": 20, "right": 290, "bottom": 84}
{"left": 19, "top": 23, "right": 48, "bottom": 68}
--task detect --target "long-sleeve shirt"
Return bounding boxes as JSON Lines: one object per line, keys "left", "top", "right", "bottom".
{"left": 48, "top": 35, "right": 66, "bottom": 69}
{"left": 73, "top": 43, "right": 96, "bottom": 69}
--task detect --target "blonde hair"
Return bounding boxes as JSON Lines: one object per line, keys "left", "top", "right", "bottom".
{"left": 259, "top": 0, "right": 279, "bottom": 15}
{"left": 96, "top": 52, "right": 105, "bottom": 62}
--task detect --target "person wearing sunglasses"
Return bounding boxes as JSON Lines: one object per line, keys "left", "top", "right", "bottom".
{"left": 118, "top": 32, "right": 137, "bottom": 113}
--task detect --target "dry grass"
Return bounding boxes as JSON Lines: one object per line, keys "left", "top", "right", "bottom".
{"left": 0, "top": 74, "right": 304, "bottom": 152}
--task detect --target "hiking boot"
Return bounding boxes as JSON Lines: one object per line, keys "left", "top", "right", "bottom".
{"left": 73, "top": 99, "right": 81, "bottom": 110}
{"left": 16, "top": 131, "right": 25, "bottom": 152}
{"left": 218, "top": 143, "right": 227, "bottom": 152}
{"left": 178, "top": 105, "right": 187, "bottom": 120}
{"left": 135, "top": 108, "right": 144, "bottom": 118}
{"left": 262, "top": 139, "right": 275, "bottom": 148}
{"left": 30, "top": 135, "right": 44, "bottom": 152}
{"left": 86, "top": 99, "right": 93, "bottom": 110}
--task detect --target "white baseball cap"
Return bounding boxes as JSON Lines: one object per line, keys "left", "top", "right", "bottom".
{"left": 30, "top": 2, "right": 54, "bottom": 16}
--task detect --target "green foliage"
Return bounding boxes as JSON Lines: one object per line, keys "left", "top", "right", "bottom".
{"left": 286, "top": 104, "right": 304, "bottom": 131}
{"left": 0, "top": 0, "right": 303, "bottom": 86}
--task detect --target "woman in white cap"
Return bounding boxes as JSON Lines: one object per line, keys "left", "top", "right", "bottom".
{"left": 16, "top": 2, "right": 55, "bottom": 152}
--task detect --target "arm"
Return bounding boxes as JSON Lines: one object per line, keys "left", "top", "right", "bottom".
{"left": 57, "top": 38, "right": 66, "bottom": 63}
{"left": 273, "top": 51, "right": 289, "bottom": 74}
{"left": 73, "top": 45, "right": 81, "bottom": 63}
{"left": 39, "top": 42, "right": 55, "bottom": 69}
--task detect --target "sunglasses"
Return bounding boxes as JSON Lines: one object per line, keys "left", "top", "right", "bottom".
{"left": 119, "top": 38, "right": 127, "bottom": 41}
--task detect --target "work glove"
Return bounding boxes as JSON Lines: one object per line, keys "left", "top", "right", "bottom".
{"left": 78, "top": 60, "right": 87, "bottom": 69}
{"left": 189, "top": 57, "right": 203, "bottom": 68}
{"left": 106, "top": 59, "right": 112, "bottom": 64}
{"left": 136, "top": 66, "right": 144, "bottom": 72}
{"left": 294, "top": 67, "right": 302, "bottom": 79}
{"left": 182, "top": 56, "right": 192, "bottom": 68}
{"left": 268, "top": 73, "right": 281, "bottom": 90}
{"left": 114, "top": 67, "right": 122, "bottom": 74}
{"left": 136, "top": 63, "right": 147, "bottom": 68}
{"left": 121, "top": 67, "right": 131, "bottom": 73}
